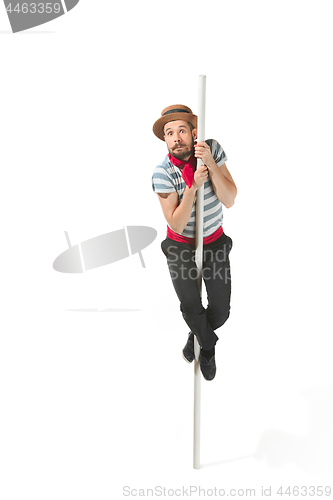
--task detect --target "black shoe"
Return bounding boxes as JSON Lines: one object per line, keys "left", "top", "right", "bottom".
{"left": 182, "top": 332, "right": 195, "bottom": 363}
{"left": 199, "top": 351, "right": 216, "bottom": 381}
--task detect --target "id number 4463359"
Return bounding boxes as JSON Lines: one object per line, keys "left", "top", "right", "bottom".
{"left": 277, "top": 486, "right": 331, "bottom": 496}
{"left": 6, "top": 3, "right": 61, "bottom": 14}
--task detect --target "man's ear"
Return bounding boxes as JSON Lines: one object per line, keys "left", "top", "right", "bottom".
{"left": 192, "top": 128, "right": 197, "bottom": 140}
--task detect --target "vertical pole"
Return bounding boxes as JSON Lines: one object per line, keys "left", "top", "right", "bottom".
{"left": 193, "top": 74, "right": 206, "bottom": 470}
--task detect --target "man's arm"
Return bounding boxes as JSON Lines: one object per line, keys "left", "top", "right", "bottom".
{"left": 156, "top": 164, "right": 208, "bottom": 234}
{"left": 195, "top": 141, "right": 237, "bottom": 208}
{"left": 208, "top": 162, "right": 237, "bottom": 208}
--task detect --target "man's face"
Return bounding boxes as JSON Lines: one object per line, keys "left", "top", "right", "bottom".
{"left": 164, "top": 120, "right": 197, "bottom": 161}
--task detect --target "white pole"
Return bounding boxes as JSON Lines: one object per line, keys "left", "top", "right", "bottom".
{"left": 193, "top": 74, "right": 206, "bottom": 470}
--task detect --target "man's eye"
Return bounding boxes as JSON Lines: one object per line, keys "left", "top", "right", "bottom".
{"left": 168, "top": 132, "right": 173, "bottom": 136}
{"left": 180, "top": 130, "right": 185, "bottom": 133}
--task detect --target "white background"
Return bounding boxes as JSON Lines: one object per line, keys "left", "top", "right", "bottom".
{"left": 1, "top": 1, "right": 332, "bottom": 499}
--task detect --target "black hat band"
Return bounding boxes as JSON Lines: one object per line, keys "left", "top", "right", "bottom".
{"left": 162, "top": 109, "right": 190, "bottom": 116}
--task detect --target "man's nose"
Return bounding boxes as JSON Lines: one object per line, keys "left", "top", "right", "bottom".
{"left": 174, "top": 133, "right": 181, "bottom": 142}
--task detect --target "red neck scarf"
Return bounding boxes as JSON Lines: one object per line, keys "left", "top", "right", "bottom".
{"left": 168, "top": 153, "right": 197, "bottom": 188}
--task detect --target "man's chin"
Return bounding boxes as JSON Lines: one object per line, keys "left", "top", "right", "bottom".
{"left": 171, "top": 148, "right": 192, "bottom": 161}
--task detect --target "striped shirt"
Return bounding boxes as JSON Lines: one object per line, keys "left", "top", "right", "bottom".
{"left": 152, "top": 139, "right": 227, "bottom": 239}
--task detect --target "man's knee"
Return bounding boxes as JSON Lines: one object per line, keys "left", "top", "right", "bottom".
{"left": 207, "top": 304, "right": 230, "bottom": 330}
{"left": 180, "top": 299, "right": 203, "bottom": 318}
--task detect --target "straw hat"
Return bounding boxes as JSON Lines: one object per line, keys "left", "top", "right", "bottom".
{"left": 153, "top": 104, "right": 197, "bottom": 141}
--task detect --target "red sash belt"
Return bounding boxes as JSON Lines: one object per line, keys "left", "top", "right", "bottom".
{"left": 167, "top": 225, "right": 223, "bottom": 245}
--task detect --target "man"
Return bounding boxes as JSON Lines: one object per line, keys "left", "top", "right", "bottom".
{"left": 152, "top": 105, "right": 237, "bottom": 381}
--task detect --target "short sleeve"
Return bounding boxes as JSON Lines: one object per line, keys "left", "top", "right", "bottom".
{"left": 152, "top": 165, "right": 176, "bottom": 194}
{"left": 205, "top": 139, "right": 228, "bottom": 167}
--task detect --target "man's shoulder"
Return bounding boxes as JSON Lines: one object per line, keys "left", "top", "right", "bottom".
{"left": 205, "top": 138, "right": 220, "bottom": 150}
{"left": 205, "top": 139, "right": 227, "bottom": 166}
{"left": 152, "top": 154, "right": 177, "bottom": 194}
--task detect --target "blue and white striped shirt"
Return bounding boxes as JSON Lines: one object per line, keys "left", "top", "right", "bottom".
{"left": 152, "top": 139, "right": 227, "bottom": 239}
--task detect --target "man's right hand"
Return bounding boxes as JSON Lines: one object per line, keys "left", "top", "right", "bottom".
{"left": 193, "top": 164, "right": 209, "bottom": 190}
{"left": 156, "top": 164, "right": 209, "bottom": 234}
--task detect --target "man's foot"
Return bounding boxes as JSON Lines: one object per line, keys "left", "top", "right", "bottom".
{"left": 199, "top": 348, "right": 216, "bottom": 381}
{"left": 182, "top": 332, "right": 195, "bottom": 363}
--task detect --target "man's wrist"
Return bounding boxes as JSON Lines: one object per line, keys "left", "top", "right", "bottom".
{"left": 189, "top": 184, "right": 198, "bottom": 193}
{"left": 207, "top": 160, "right": 219, "bottom": 173}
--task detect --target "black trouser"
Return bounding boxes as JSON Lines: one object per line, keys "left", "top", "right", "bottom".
{"left": 161, "top": 233, "right": 233, "bottom": 350}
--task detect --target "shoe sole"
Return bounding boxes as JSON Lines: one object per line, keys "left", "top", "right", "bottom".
{"left": 182, "top": 350, "right": 194, "bottom": 364}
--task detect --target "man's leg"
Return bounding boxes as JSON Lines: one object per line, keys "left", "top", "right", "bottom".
{"left": 161, "top": 238, "right": 218, "bottom": 351}
{"left": 203, "top": 233, "right": 233, "bottom": 332}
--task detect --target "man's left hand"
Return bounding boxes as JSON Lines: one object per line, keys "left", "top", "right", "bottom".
{"left": 194, "top": 141, "right": 216, "bottom": 170}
